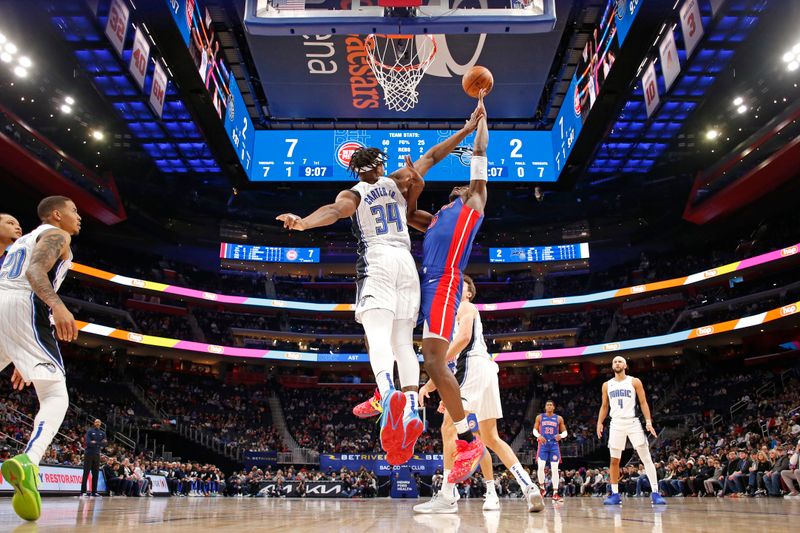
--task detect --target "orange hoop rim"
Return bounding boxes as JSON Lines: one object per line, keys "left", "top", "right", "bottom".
{"left": 364, "top": 34, "right": 437, "bottom": 73}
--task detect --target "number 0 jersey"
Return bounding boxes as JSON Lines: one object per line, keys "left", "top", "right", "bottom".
{"left": 0, "top": 224, "right": 72, "bottom": 294}
{"left": 607, "top": 375, "right": 637, "bottom": 420}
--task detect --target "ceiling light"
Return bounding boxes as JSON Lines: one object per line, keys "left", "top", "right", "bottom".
{"left": 60, "top": 104, "right": 72, "bottom": 114}
{"left": 4, "top": 42, "right": 17, "bottom": 54}
{"left": 733, "top": 96, "right": 743, "bottom": 106}
{"left": 794, "top": 43, "right": 800, "bottom": 54}
{"left": 789, "top": 61, "right": 800, "bottom": 72}
{"left": 18, "top": 56, "right": 31, "bottom": 68}
{"left": 737, "top": 105, "right": 747, "bottom": 114}
{"left": 784, "top": 51, "right": 796, "bottom": 63}
{"left": 705, "top": 129, "right": 719, "bottom": 140}
{"left": 91, "top": 130, "right": 104, "bottom": 140}
{"left": 0, "top": 34, "right": 6, "bottom": 44}
{"left": 65, "top": 96, "right": 74, "bottom": 105}
{"left": 13, "top": 66, "right": 27, "bottom": 78}
{"left": 0, "top": 52, "right": 11, "bottom": 63}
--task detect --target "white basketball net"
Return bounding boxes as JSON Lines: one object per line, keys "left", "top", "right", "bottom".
{"left": 364, "top": 35, "right": 437, "bottom": 112}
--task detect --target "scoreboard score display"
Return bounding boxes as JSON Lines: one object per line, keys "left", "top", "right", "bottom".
{"left": 251, "top": 129, "right": 556, "bottom": 183}
{"left": 490, "top": 243, "right": 590, "bottom": 263}
{"left": 220, "top": 243, "right": 320, "bottom": 263}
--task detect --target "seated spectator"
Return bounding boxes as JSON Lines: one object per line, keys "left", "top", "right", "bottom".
{"left": 781, "top": 441, "right": 800, "bottom": 499}
{"left": 763, "top": 446, "right": 789, "bottom": 497}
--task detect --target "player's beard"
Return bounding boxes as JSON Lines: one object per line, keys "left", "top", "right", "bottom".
{"left": 613, "top": 367, "right": 624, "bottom": 376}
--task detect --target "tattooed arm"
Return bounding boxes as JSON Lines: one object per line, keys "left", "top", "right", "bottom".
{"left": 25, "top": 229, "right": 78, "bottom": 341}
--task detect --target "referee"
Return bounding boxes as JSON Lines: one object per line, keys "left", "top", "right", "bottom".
{"left": 81, "top": 419, "right": 107, "bottom": 497}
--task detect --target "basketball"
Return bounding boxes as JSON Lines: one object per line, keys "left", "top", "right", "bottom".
{"left": 462, "top": 66, "right": 494, "bottom": 99}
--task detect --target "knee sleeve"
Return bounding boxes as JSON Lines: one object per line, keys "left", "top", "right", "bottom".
{"left": 391, "top": 319, "right": 419, "bottom": 389}
{"left": 25, "top": 379, "right": 69, "bottom": 465}
{"left": 551, "top": 462, "right": 560, "bottom": 489}
{"left": 537, "top": 459, "right": 547, "bottom": 485}
{"left": 361, "top": 309, "right": 396, "bottom": 394}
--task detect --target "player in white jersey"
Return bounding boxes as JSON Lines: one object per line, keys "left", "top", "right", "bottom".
{"left": 596, "top": 356, "right": 666, "bottom": 506}
{"left": 0, "top": 213, "right": 31, "bottom": 392}
{"left": 0, "top": 213, "right": 23, "bottom": 258}
{"left": 414, "top": 276, "right": 544, "bottom": 514}
{"left": 0, "top": 196, "right": 81, "bottom": 522}
{"left": 277, "top": 102, "right": 484, "bottom": 465}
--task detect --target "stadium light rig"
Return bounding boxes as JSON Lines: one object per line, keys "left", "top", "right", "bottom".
{"left": 784, "top": 42, "right": 800, "bottom": 72}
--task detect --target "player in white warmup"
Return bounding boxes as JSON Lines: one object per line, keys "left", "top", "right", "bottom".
{"left": 0, "top": 212, "right": 23, "bottom": 260}
{"left": 277, "top": 102, "right": 483, "bottom": 465}
{"left": 596, "top": 356, "right": 666, "bottom": 505}
{"left": 0, "top": 196, "right": 82, "bottom": 522}
{"left": 413, "top": 275, "right": 544, "bottom": 514}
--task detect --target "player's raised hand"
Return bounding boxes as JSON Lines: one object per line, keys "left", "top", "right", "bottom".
{"left": 476, "top": 88, "right": 487, "bottom": 119}
{"left": 464, "top": 102, "right": 485, "bottom": 132}
{"left": 276, "top": 213, "right": 307, "bottom": 231}
{"left": 403, "top": 155, "right": 424, "bottom": 188}
{"left": 645, "top": 420, "right": 657, "bottom": 438}
{"left": 10, "top": 367, "right": 30, "bottom": 391}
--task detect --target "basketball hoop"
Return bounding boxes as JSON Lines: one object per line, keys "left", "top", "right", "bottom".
{"left": 364, "top": 34, "right": 437, "bottom": 112}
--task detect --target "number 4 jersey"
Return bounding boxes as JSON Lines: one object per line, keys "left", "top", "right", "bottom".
{"left": 349, "top": 177, "right": 419, "bottom": 324}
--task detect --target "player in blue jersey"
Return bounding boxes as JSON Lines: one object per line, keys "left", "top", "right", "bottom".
{"left": 403, "top": 90, "right": 489, "bottom": 484}
{"left": 534, "top": 400, "right": 568, "bottom": 502}
{"left": 279, "top": 102, "right": 485, "bottom": 465}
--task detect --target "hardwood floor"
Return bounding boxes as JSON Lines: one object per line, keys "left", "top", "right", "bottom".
{"left": 1, "top": 496, "right": 798, "bottom": 532}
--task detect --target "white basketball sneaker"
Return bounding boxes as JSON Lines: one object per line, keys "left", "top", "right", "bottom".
{"left": 414, "top": 492, "right": 458, "bottom": 514}
{"left": 525, "top": 485, "right": 545, "bottom": 513}
{"left": 482, "top": 492, "right": 500, "bottom": 511}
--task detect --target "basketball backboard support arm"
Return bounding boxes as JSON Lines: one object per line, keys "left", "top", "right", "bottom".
{"left": 244, "top": 0, "right": 556, "bottom": 36}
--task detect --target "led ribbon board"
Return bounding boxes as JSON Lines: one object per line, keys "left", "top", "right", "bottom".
{"left": 74, "top": 300, "right": 799, "bottom": 363}
{"left": 69, "top": 243, "right": 800, "bottom": 312}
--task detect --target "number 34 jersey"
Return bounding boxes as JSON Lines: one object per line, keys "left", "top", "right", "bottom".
{"left": 350, "top": 177, "right": 411, "bottom": 258}
{"left": 349, "top": 177, "right": 418, "bottom": 324}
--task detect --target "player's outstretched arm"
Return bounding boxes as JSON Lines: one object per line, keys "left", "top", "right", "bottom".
{"left": 633, "top": 378, "right": 657, "bottom": 437}
{"left": 26, "top": 228, "right": 77, "bottom": 342}
{"left": 276, "top": 190, "right": 359, "bottom": 231}
{"left": 597, "top": 382, "right": 609, "bottom": 439}
{"left": 413, "top": 101, "right": 484, "bottom": 177}
{"left": 464, "top": 90, "right": 488, "bottom": 214}
{"left": 402, "top": 155, "right": 434, "bottom": 232}
{"left": 444, "top": 301, "right": 476, "bottom": 361}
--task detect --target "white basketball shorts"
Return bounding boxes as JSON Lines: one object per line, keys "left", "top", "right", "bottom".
{"left": 457, "top": 356, "right": 502, "bottom": 422}
{"left": 608, "top": 418, "right": 647, "bottom": 452}
{"left": 0, "top": 290, "right": 66, "bottom": 382}
{"left": 354, "top": 245, "right": 420, "bottom": 324}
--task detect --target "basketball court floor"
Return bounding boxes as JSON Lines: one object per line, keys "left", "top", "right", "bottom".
{"left": 0, "top": 497, "right": 797, "bottom": 532}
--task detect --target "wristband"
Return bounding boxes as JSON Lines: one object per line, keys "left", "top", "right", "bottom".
{"left": 470, "top": 155, "right": 488, "bottom": 181}
{"left": 559, "top": 431, "right": 568, "bottom": 439}
{"left": 646, "top": 420, "right": 653, "bottom": 425}
{"left": 533, "top": 429, "right": 542, "bottom": 438}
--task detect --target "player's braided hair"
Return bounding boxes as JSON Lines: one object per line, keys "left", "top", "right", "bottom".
{"left": 348, "top": 147, "right": 387, "bottom": 178}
